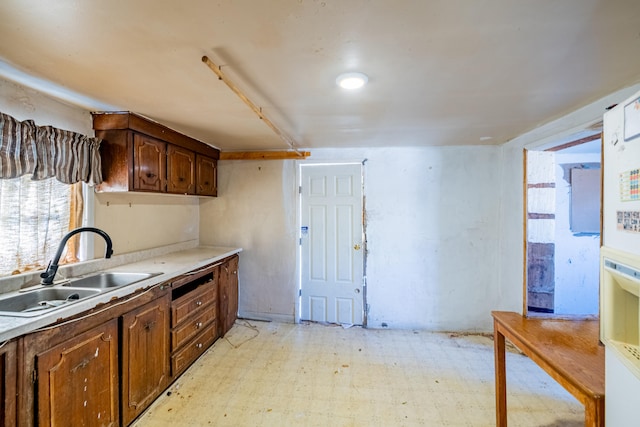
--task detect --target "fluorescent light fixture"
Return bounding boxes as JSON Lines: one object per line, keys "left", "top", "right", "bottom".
{"left": 336, "top": 72, "right": 368, "bottom": 90}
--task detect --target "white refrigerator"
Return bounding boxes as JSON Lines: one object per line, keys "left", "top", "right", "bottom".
{"left": 601, "top": 88, "right": 640, "bottom": 426}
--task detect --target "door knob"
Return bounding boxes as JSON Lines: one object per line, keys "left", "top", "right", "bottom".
{"left": 353, "top": 244, "right": 361, "bottom": 250}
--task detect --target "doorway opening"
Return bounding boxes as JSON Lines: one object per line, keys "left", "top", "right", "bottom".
{"left": 525, "top": 133, "right": 602, "bottom": 316}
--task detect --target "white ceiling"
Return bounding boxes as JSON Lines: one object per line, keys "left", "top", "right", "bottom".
{"left": 0, "top": 0, "right": 639, "bottom": 152}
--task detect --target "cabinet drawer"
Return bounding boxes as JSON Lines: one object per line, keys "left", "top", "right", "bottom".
{"left": 171, "top": 307, "right": 216, "bottom": 351}
{"left": 171, "top": 285, "right": 216, "bottom": 326}
{"left": 171, "top": 325, "right": 218, "bottom": 377}
{"left": 171, "top": 267, "right": 215, "bottom": 290}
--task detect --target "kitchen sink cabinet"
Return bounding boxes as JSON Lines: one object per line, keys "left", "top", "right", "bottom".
{"left": 219, "top": 255, "right": 239, "bottom": 336}
{"left": 92, "top": 112, "right": 219, "bottom": 196}
{"left": 13, "top": 251, "right": 240, "bottom": 426}
{"left": 36, "top": 319, "right": 119, "bottom": 427}
{"left": 121, "top": 294, "right": 170, "bottom": 426}
{"left": 19, "top": 284, "right": 168, "bottom": 427}
{"left": 0, "top": 340, "right": 17, "bottom": 427}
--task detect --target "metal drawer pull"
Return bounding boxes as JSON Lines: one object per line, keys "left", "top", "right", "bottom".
{"left": 195, "top": 322, "right": 202, "bottom": 328}
{"left": 196, "top": 343, "right": 203, "bottom": 349}
{"left": 196, "top": 301, "right": 202, "bottom": 306}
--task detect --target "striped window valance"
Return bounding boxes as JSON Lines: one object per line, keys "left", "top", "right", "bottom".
{"left": 0, "top": 112, "right": 102, "bottom": 184}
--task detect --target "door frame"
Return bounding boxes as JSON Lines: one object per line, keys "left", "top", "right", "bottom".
{"left": 522, "top": 133, "right": 603, "bottom": 318}
{"left": 295, "top": 159, "right": 367, "bottom": 326}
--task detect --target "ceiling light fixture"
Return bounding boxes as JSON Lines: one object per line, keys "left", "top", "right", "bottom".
{"left": 336, "top": 72, "right": 368, "bottom": 90}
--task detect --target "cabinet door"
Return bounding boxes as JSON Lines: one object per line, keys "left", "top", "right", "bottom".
{"left": 133, "top": 134, "right": 166, "bottom": 192}
{"left": 219, "top": 255, "right": 239, "bottom": 336}
{"left": 0, "top": 340, "right": 17, "bottom": 427}
{"left": 167, "top": 144, "right": 195, "bottom": 194}
{"left": 121, "top": 295, "right": 170, "bottom": 426}
{"left": 36, "top": 319, "right": 119, "bottom": 427}
{"left": 196, "top": 154, "right": 217, "bottom": 196}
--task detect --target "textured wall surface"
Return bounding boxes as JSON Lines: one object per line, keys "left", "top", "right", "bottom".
{"left": 201, "top": 146, "right": 502, "bottom": 331}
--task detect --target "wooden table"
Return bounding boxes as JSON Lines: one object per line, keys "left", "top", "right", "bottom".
{"left": 492, "top": 311, "right": 605, "bottom": 426}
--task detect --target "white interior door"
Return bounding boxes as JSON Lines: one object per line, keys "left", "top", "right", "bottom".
{"left": 300, "top": 163, "right": 364, "bottom": 325}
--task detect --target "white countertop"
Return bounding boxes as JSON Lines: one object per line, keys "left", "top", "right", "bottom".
{"left": 0, "top": 245, "right": 242, "bottom": 342}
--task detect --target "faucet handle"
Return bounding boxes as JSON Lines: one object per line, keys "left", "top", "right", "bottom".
{"left": 40, "top": 260, "right": 52, "bottom": 279}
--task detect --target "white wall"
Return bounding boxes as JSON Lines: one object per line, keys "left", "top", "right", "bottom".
{"left": 200, "top": 146, "right": 503, "bottom": 331}
{"left": 199, "top": 159, "right": 298, "bottom": 322}
{"left": 361, "top": 147, "right": 501, "bottom": 330}
{"left": 94, "top": 192, "right": 199, "bottom": 255}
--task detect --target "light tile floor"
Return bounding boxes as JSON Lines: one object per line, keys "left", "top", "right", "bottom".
{"left": 132, "top": 321, "right": 583, "bottom": 427}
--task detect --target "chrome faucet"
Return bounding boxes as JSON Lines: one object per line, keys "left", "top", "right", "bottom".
{"left": 40, "top": 227, "right": 113, "bottom": 285}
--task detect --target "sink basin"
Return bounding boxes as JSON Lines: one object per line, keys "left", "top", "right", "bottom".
{"left": 0, "top": 288, "right": 101, "bottom": 317}
{"left": 64, "top": 272, "right": 162, "bottom": 290}
{"left": 0, "top": 272, "right": 163, "bottom": 317}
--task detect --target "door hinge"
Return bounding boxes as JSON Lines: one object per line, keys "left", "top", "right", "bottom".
{"left": 299, "top": 185, "right": 302, "bottom": 194}
{"left": 32, "top": 369, "right": 37, "bottom": 384}
{"left": 299, "top": 238, "right": 302, "bottom": 246}
{"left": 298, "top": 289, "right": 302, "bottom": 297}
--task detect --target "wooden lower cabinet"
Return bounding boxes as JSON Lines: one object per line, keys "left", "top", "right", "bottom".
{"left": 120, "top": 294, "right": 170, "bottom": 426}
{"left": 36, "top": 319, "right": 119, "bottom": 427}
{"left": 16, "top": 254, "right": 239, "bottom": 426}
{"left": 0, "top": 340, "right": 17, "bottom": 427}
{"left": 170, "top": 264, "right": 218, "bottom": 378}
{"left": 219, "top": 255, "right": 239, "bottom": 336}
{"left": 171, "top": 325, "right": 218, "bottom": 376}
{"left": 22, "top": 289, "right": 170, "bottom": 427}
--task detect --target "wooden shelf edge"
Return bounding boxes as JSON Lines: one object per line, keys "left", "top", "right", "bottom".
{"left": 219, "top": 151, "right": 311, "bottom": 160}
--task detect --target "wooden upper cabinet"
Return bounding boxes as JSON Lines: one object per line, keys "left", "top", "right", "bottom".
{"left": 134, "top": 134, "right": 166, "bottom": 192}
{"left": 93, "top": 112, "right": 219, "bottom": 197}
{"left": 167, "top": 144, "right": 196, "bottom": 194}
{"left": 196, "top": 154, "right": 217, "bottom": 196}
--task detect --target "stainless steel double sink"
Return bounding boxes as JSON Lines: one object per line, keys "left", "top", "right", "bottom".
{"left": 0, "top": 272, "right": 162, "bottom": 317}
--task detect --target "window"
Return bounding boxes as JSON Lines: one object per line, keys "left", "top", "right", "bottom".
{"left": 0, "top": 176, "right": 82, "bottom": 277}
{"left": 0, "top": 111, "right": 101, "bottom": 277}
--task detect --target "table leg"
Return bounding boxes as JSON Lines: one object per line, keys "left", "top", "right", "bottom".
{"left": 494, "top": 321, "right": 507, "bottom": 427}
{"left": 584, "top": 397, "right": 605, "bottom": 427}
